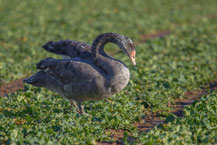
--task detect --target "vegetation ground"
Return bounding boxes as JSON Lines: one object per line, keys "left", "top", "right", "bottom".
{"left": 0, "top": 0, "right": 216, "bottom": 144}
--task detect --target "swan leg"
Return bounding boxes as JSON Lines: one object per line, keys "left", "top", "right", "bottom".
{"left": 70, "top": 100, "right": 80, "bottom": 113}
{"left": 78, "top": 102, "right": 92, "bottom": 117}
{"left": 70, "top": 100, "right": 91, "bottom": 117}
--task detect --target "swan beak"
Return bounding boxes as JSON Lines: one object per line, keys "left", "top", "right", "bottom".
{"left": 129, "top": 50, "right": 136, "bottom": 66}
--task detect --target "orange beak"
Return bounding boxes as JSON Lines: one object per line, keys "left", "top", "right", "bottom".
{"left": 129, "top": 50, "right": 136, "bottom": 66}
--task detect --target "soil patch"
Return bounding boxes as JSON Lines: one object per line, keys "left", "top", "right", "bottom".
{"left": 99, "top": 81, "right": 217, "bottom": 145}
{"left": 0, "top": 78, "right": 25, "bottom": 96}
{"left": 139, "top": 30, "right": 171, "bottom": 42}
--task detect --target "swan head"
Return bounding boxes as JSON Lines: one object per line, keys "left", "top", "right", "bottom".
{"left": 118, "top": 36, "right": 136, "bottom": 66}
{"left": 91, "top": 32, "right": 136, "bottom": 65}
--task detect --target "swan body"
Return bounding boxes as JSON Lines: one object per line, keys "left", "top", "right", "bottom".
{"left": 23, "top": 33, "right": 136, "bottom": 115}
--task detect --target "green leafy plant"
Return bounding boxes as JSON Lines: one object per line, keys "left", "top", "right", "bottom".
{"left": 0, "top": 0, "right": 217, "bottom": 144}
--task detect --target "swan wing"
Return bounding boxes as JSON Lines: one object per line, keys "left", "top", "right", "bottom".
{"left": 42, "top": 40, "right": 91, "bottom": 59}
{"left": 36, "top": 57, "right": 105, "bottom": 84}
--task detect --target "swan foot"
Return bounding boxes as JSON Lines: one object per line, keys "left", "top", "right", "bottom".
{"left": 70, "top": 100, "right": 91, "bottom": 117}
{"left": 82, "top": 112, "right": 92, "bottom": 117}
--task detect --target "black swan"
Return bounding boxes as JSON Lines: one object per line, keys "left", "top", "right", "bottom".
{"left": 23, "top": 32, "right": 136, "bottom": 116}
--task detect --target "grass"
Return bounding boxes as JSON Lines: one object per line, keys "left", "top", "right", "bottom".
{"left": 0, "top": 0, "right": 217, "bottom": 144}
{"left": 133, "top": 90, "right": 217, "bottom": 145}
{"left": 0, "top": 0, "right": 217, "bottom": 84}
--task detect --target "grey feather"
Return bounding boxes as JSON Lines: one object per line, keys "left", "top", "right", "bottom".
{"left": 24, "top": 32, "right": 136, "bottom": 116}
{"left": 42, "top": 40, "right": 91, "bottom": 59}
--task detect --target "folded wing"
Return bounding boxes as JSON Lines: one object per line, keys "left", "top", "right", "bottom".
{"left": 36, "top": 57, "right": 108, "bottom": 99}
{"left": 36, "top": 57, "right": 105, "bottom": 84}
{"left": 42, "top": 40, "right": 92, "bottom": 59}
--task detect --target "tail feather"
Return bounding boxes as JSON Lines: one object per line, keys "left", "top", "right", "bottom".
{"left": 23, "top": 71, "right": 64, "bottom": 96}
{"left": 23, "top": 71, "right": 46, "bottom": 87}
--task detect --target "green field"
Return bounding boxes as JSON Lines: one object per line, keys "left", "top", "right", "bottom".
{"left": 0, "top": 0, "right": 217, "bottom": 144}
{"left": 134, "top": 91, "right": 217, "bottom": 144}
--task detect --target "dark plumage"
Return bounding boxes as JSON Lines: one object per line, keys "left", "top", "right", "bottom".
{"left": 23, "top": 32, "right": 136, "bottom": 116}
{"left": 42, "top": 40, "right": 92, "bottom": 59}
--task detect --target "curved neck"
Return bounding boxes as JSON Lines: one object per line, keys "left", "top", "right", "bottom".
{"left": 91, "top": 33, "right": 130, "bottom": 94}
{"left": 90, "top": 33, "right": 128, "bottom": 80}
{"left": 91, "top": 33, "right": 124, "bottom": 59}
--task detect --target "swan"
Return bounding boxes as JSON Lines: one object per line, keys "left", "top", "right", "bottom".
{"left": 23, "top": 32, "right": 136, "bottom": 116}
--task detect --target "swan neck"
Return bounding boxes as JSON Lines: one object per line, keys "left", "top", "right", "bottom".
{"left": 91, "top": 33, "right": 123, "bottom": 58}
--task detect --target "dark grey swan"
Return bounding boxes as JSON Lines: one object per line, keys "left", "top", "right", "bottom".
{"left": 23, "top": 32, "right": 136, "bottom": 116}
